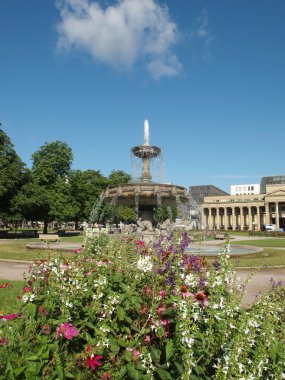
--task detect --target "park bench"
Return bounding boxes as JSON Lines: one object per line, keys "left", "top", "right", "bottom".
{"left": 215, "top": 233, "right": 226, "bottom": 240}
{"left": 39, "top": 234, "right": 60, "bottom": 242}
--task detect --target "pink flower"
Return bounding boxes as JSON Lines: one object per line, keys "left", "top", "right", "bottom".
{"left": 194, "top": 291, "right": 208, "bottom": 307}
{"left": 156, "top": 306, "right": 167, "bottom": 316}
{"left": 23, "top": 287, "right": 31, "bottom": 293}
{"left": 158, "top": 290, "right": 167, "bottom": 298}
{"left": 56, "top": 323, "right": 79, "bottom": 340}
{"left": 133, "top": 349, "right": 140, "bottom": 363}
{"left": 144, "top": 335, "right": 151, "bottom": 344}
{"left": 0, "top": 313, "right": 20, "bottom": 321}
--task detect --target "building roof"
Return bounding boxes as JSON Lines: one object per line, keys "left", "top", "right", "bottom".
{"left": 189, "top": 185, "right": 229, "bottom": 205}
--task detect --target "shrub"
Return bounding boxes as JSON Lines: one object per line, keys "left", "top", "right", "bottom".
{"left": 0, "top": 232, "right": 284, "bottom": 379}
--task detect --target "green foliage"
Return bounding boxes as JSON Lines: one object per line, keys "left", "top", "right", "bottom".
{"left": 13, "top": 141, "right": 77, "bottom": 232}
{"left": 108, "top": 170, "right": 131, "bottom": 186}
{"left": 69, "top": 169, "right": 109, "bottom": 223}
{"left": 0, "top": 129, "right": 26, "bottom": 220}
{"left": 31, "top": 141, "right": 73, "bottom": 184}
{"left": 153, "top": 207, "right": 177, "bottom": 224}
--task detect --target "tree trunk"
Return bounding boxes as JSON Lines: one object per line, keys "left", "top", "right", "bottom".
{"left": 43, "top": 220, "right": 48, "bottom": 234}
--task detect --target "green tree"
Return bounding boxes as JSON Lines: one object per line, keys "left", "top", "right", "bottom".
{"left": 69, "top": 169, "right": 109, "bottom": 227}
{"left": 108, "top": 170, "right": 131, "bottom": 186}
{"left": 117, "top": 206, "right": 137, "bottom": 224}
{"left": 153, "top": 206, "right": 177, "bottom": 225}
{"left": 14, "top": 141, "right": 77, "bottom": 233}
{"left": 32, "top": 141, "right": 73, "bottom": 184}
{"left": 0, "top": 129, "right": 26, "bottom": 222}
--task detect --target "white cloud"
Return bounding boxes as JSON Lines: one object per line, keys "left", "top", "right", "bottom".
{"left": 56, "top": 0, "right": 181, "bottom": 79}
{"left": 195, "top": 9, "right": 213, "bottom": 45}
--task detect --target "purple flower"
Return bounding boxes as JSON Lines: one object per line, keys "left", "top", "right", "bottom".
{"left": 213, "top": 260, "right": 221, "bottom": 271}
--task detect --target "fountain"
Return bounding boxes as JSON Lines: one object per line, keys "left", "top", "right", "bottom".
{"left": 99, "top": 120, "right": 188, "bottom": 233}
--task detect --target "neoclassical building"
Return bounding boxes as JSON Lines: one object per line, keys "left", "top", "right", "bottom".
{"left": 202, "top": 183, "right": 285, "bottom": 231}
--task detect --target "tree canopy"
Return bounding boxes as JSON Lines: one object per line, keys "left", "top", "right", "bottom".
{"left": 32, "top": 141, "right": 73, "bottom": 184}
{"left": 0, "top": 129, "right": 26, "bottom": 220}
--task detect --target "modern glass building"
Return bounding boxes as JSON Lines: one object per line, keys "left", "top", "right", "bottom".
{"left": 260, "top": 175, "right": 285, "bottom": 193}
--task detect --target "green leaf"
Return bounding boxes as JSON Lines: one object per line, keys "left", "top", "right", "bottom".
{"left": 5, "top": 361, "right": 15, "bottom": 380}
{"left": 27, "top": 355, "right": 40, "bottom": 362}
{"left": 156, "top": 326, "right": 165, "bottom": 338}
{"left": 25, "top": 303, "right": 37, "bottom": 319}
{"left": 156, "top": 368, "right": 173, "bottom": 380}
{"left": 118, "top": 338, "right": 128, "bottom": 347}
{"left": 165, "top": 340, "right": 174, "bottom": 362}
{"left": 190, "top": 375, "right": 201, "bottom": 380}
{"left": 113, "top": 272, "right": 123, "bottom": 283}
{"left": 14, "top": 366, "right": 26, "bottom": 377}
{"left": 150, "top": 346, "right": 161, "bottom": 363}
{"left": 124, "top": 350, "right": 133, "bottom": 362}
{"left": 118, "top": 366, "right": 127, "bottom": 379}
{"left": 117, "top": 307, "right": 126, "bottom": 321}
{"left": 127, "top": 364, "right": 140, "bottom": 379}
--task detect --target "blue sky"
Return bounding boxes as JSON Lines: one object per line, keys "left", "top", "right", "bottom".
{"left": 0, "top": 0, "right": 284, "bottom": 192}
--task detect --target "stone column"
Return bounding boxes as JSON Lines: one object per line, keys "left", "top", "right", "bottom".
{"left": 256, "top": 206, "right": 261, "bottom": 231}
{"left": 265, "top": 203, "right": 270, "bottom": 225}
{"left": 275, "top": 202, "right": 280, "bottom": 228}
{"left": 248, "top": 206, "right": 252, "bottom": 230}
{"left": 224, "top": 207, "right": 228, "bottom": 230}
{"left": 240, "top": 206, "right": 244, "bottom": 231}
{"left": 209, "top": 208, "right": 213, "bottom": 229}
{"left": 232, "top": 207, "right": 236, "bottom": 230}
{"left": 216, "top": 208, "right": 220, "bottom": 229}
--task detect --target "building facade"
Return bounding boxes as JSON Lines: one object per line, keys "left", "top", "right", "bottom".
{"left": 230, "top": 184, "right": 260, "bottom": 195}
{"left": 202, "top": 184, "right": 285, "bottom": 231}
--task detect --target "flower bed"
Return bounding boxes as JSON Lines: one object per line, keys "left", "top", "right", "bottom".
{"left": 0, "top": 231, "right": 284, "bottom": 379}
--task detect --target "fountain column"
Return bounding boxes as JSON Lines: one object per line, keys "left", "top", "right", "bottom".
{"left": 142, "top": 156, "right": 152, "bottom": 182}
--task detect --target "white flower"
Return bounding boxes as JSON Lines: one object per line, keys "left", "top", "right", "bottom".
{"left": 184, "top": 273, "right": 197, "bottom": 287}
{"left": 136, "top": 256, "right": 153, "bottom": 272}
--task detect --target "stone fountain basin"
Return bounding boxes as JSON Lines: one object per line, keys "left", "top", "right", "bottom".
{"left": 102, "top": 183, "right": 188, "bottom": 207}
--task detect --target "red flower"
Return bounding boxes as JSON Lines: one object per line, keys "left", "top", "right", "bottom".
{"left": 84, "top": 345, "right": 103, "bottom": 371}
{"left": 135, "top": 240, "right": 145, "bottom": 247}
{"left": 0, "top": 313, "right": 20, "bottom": 321}
{"left": 0, "top": 282, "right": 11, "bottom": 289}
{"left": 56, "top": 323, "right": 79, "bottom": 340}
{"left": 23, "top": 287, "right": 31, "bottom": 293}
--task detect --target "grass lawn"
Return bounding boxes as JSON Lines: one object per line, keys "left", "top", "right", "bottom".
{"left": 0, "top": 236, "right": 82, "bottom": 261}
{"left": 231, "top": 239, "right": 285, "bottom": 247}
{"left": 205, "top": 248, "right": 285, "bottom": 268}
{"left": 0, "top": 280, "right": 25, "bottom": 314}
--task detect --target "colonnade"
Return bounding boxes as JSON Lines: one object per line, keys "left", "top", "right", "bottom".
{"left": 203, "top": 202, "right": 284, "bottom": 230}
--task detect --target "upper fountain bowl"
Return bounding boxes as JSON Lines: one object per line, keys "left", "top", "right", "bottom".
{"left": 131, "top": 145, "right": 161, "bottom": 159}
